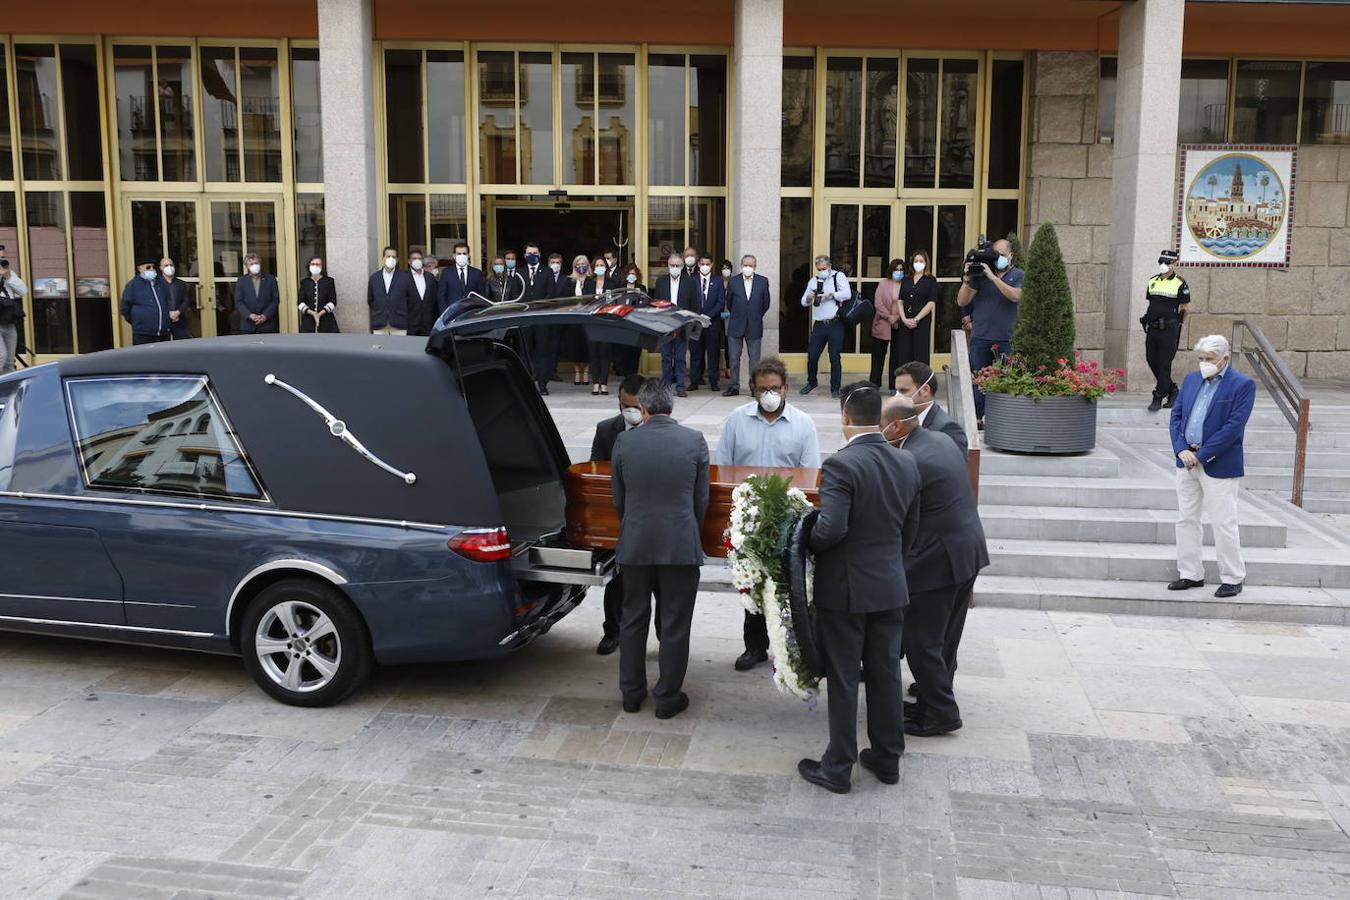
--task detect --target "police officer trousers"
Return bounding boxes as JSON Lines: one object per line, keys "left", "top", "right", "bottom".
{"left": 1144, "top": 321, "right": 1182, "bottom": 399}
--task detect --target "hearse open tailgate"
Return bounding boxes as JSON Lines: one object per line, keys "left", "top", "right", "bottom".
{"left": 426, "top": 289, "right": 709, "bottom": 350}
{"left": 510, "top": 542, "right": 616, "bottom": 587}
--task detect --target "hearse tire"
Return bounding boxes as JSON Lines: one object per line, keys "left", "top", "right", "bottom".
{"left": 240, "top": 578, "right": 373, "bottom": 707}
{"left": 783, "top": 508, "right": 826, "bottom": 679}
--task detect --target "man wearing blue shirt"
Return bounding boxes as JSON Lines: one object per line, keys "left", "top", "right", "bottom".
{"left": 1167, "top": 334, "right": 1256, "bottom": 599}
{"left": 716, "top": 357, "right": 822, "bottom": 671}
{"left": 956, "top": 239, "right": 1023, "bottom": 421}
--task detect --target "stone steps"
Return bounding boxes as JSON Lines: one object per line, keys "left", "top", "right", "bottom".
{"left": 979, "top": 504, "right": 1287, "bottom": 548}
{"left": 979, "top": 476, "right": 1181, "bottom": 510}
{"left": 1102, "top": 425, "right": 1350, "bottom": 449}
{"left": 1303, "top": 493, "right": 1350, "bottom": 514}
{"left": 979, "top": 448, "right": 1120, "bottom": 478}
{"left": 1232, "top": 467, "right": 1350, "bottom": 494}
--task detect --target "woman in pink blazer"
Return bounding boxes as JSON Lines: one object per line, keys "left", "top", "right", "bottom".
{"left": 870, "top": 257, "right": 904, "bottom": 389}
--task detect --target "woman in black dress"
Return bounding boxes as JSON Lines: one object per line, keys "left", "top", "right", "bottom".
{"left": 893, "top": 249, "right": 938, "bottom": 370}
{"left": 298, "top": 256, "right": 339, "bottom": 333}
{"left": 587, "top": 255, "right": 614, "bottom": 395}
{"left": 561, "top": 253, "right": 592, "bottom": 385}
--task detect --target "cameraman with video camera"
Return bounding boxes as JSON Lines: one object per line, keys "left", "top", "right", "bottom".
{"left": 0, "top": 246, "right": 28, "bottom": 374}
{"left": 956, "top": 237, "right": 1022, "bottom": 422}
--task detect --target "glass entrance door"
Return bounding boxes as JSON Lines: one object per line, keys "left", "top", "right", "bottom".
{"left": 207, "top": 200, "right": 282, "bottom": 335}
{"left": 902, "top": 201, "right": 973, "bottom": 371}
{"left": 126, "top": 198, "right": 206, "bottom": 337}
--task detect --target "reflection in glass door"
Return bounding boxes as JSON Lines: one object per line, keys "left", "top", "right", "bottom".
{"left": 209, "top": 200, "right": 279, "bottom": 335}
{"left": 903, "top": 202, "right": 971, "bottom": 366}
{"left": 127, "top": 199, "right": 204, "bottom": 336}
{"left": 827, "top": 202, "right": 893, "bottom": 356}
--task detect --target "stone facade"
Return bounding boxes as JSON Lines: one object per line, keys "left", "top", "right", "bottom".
{"left": 1025, "top": 50, "right": 1350, "bottom": 380}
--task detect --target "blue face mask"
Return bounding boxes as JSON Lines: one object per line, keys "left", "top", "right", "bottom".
{"left": 140, "top": 269, "right": 157, "bottom": 281}
{"left": 505, "top": 258, "right": 516, "bottom": 269}
{"left": 577, "top": 264, "right": 589, "bottom": 275}
{"left": 892, "top": 271, "right": 904, "bottom": 281}
{"left": 626, "top": 273, "right": 637, "bottom": 284}
{"left": 492, "top": 264, "right": 505, "bottom": 274}
{"left": 525, "top": 253, "right": 540, "bottom": 265}
{"left": 996, "top": 255, "right": 1010, "bottom": 271}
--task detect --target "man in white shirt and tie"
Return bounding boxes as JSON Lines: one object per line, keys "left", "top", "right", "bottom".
{"left": 800, "top": 254, "right": 852, "bottom": 399}
{"left": 407, "top": 249, "right": 438, "bottom": 335}
{"left": 436, "top": 240, "right": 487, "bottom": 318}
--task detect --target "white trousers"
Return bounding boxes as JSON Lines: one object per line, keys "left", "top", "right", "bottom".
{"left": 1175, "top": 466, "right": 1246, "bottom": 585}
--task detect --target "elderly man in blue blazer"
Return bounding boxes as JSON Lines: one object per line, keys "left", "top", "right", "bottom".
{"left": 1168, "top": 334, "right": 1256, "bottom": 599}
{"left": 234, "top": 253, "right": 280, "bottom": 334}
{"left": 722, "top": 255, "right": 772, "bottom": 396}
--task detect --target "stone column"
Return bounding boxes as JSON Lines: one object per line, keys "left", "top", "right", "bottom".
{"left": 731, "top": 0, "right": 784, "bottom": 358}
{"left": 318, "top": 0, "right": 378, "bottom": 336}
{"left": 1106, "top": 0, "right": 1185, "bottom": 387}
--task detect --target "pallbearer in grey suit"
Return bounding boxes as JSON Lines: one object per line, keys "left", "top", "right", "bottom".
{"left": 882, "top": 396, "right": 989, "bottom": 736}
{"left": 799, "top": 383, "right": 922, "bottom": 794}
{"left": 610, "top": 378, "right": 710, "bottom": 720}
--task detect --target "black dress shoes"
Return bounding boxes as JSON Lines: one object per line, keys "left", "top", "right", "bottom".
{"left": 676, "top": 388, "right": 687, "bottom": 398}
{"left": 799, "top": 383, "right": 817, "bottom": 395}
{"left": 596, "top": 634, "right": 619, "bottom": 656}
{"left": 734, "top": 649, "right": 768, "bottom": 671}
{"left": 1148, "top": 395, "right": 1163, "bottom": 412}
{"left": 622, "top": 693, "right": 646, "bottom": 714}
{"left": 722, "top": 387, "right": 739, "bottom": 397}
{"left": 858, "top": 748, "right": 900, "bottom": 784}
{"left": 904, "top": 716, "right": 963, "bottom": 737}
{"left": 1167, "top": 578, "right": 1205, "bottom": 591}
{"left": 1215, "top": 582, "right": 1243, "bottom": 598}
{"left": 1163, "top": 385, "right": 1179, "bottom": 408}
{"left": 797, "top": 758, "right": 850, "bottom": 794}
{"left": 655, "top": 692, "right": 689, "bottom": 720}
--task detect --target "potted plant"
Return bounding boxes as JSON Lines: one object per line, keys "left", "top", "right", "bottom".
{"left": 975, "top": 222, "right": 1123, "bottom": 454}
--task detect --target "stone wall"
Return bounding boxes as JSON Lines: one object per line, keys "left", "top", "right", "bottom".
{"left": 1024, "top": 50, "right": 1350, "bottom": 380}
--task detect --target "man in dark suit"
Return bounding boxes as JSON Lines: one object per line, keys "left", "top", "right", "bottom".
{"left": 591, "top": 373, "right": 649, "bottom": 656}
{"left": 368, "top": 245, "right": 415, "bottom": 335}
{"left": 688, "top": 254, "right": 725, "bottom": 392}
{"left": 896, "top": 361, "right": 968, "bottom": 455}
{"left": 158, "top": 256, "right": 194, "bottom": 340}
{"left": 610, "top": 378, "right": 710, "bottom": 719}
{"left": 436, "top": 240, "right": 488, "bottom": 318}
{"left": 800, "top": 383, "right": 921, "bottom": 794}
{"left": 882, "top": 395, "right": 988, "bottom": 736}
{"left": 723, "top": 255, "right": 772, "bottom": 396}
{"left": 525, "top": 245, "right": 563, "bottom": 393}
{"left": 406, "top": 249, "right": 439, "bottom": 336}
{"left": 652, "top": 252, "right": 700, "bottom": 397}
{"left": 234, "top": 253, "right": 280, "bottom": 334}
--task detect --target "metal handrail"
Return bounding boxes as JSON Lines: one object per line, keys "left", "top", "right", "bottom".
{"left": 942, "top": 329, "right": 982, "bottom": 500}
{"left": 1231, "top": 319, "right": 1311, "bottom": 507}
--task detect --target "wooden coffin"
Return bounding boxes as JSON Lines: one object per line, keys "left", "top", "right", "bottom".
{"left": 565, "top": 461, "right": 821, "bottom": 558}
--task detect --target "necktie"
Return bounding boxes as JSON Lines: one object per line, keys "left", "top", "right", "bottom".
{"left": 460, "top": 268, "right": 466, "bottom": 287}
{"left": 702, "top": 276, "right": 708, "bottom": 299}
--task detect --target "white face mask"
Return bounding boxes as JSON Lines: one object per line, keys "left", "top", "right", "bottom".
{"left": 699, "top": 264, "right": 712, "bottom": 276}
{"left": 722, "top": 268, "right": 732, "bottom": 278}
{"left": 410, "top": 258, "right": 423, "bottom": 270}
{"left": 669, "top": 265, "right": 682, "bottom": 278}
{"left": 549, "top": 262, "right": 562, "bottom": 274}
{"left": 757, "top": 390, "right": 783, "bottom": 414}
{"left": 882, "top": 416, "right": 918, "bottom": 443}
{"left": 594, "top": 266, "right": 607, "bottom": 277}
{"left": 455, "top": 254, "right": 469, "bottom": 267}
{"left": 1158, "top": 263, "right": 1171, "bottom": 274}
{"left": 621, "top": 407, "right": 643, "bottom": 426}
{"left": 625, "top": 273, "right": 637, "bottom": 284}
{"left": 912, "top": 260, "right": 926, "bottom": 273}
{"left": 139, "top": 269, "right": 157, "bottom": 281}
{"left": 684, "top": 255, "right": 696, "bottom": 267}
{"left": 1199, "top": 360, "right": 1220, "bottom": 379}
{"left": 162, "top": 265, "right": 175, "bottom": 277}
{"left": 309, "top": 264, "right": 323, "bottom": 276}
{"left": 384, "top": 256, "right": 397, "bottom": 269}
{"left": 248, "top": 263, "right": 261, "bottom": 275}
{"left": 742, "top": 266, "right": 754, "bottom": 278}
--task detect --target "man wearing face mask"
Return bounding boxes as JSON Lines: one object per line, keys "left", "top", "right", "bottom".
{"left": 1168, "top": 335, "right": 1255, "bottom": 600}
{"left": 436, "top": 240, "right": 488, "bottom": 318}
{"left": 406, "top": 250, "right": 437, "bottom": 336}
{"left": 955, "top": 239, "right": 1023, "bottom": 422}
{"left": 120, "top": 257, "right": 172, "bottom": 344}
{"left": 158, "top": 256, "right": 194, "bottom": 340}
{"left": 800, "top": 254, "right": 852, "bottom": 399}
{"left": 688, "top": 255, "right": 725, "bottom": 392}
{"left": 723, "top": 255, "right": 772, "bottom": 396}
{"left": 530, "top": 249, "right": 566, "bottom": 395}
{"left": 881, "top": 396, "right": 988, "bottom": 737}
{"left": 653, "top": 251, "right": 700, "bottom": 396}
{"left": 895, "top": 361, "right": 968, "bottom": 455}
{"left": 368, "top": 245, "right": 415, "bottom": 335}
{"left": 681, "top": 246, "right": 699, "bottom": 280}
{"left": 233, "top": 253, "right": 280, "bottom": 335}
{"left": 716, "top": 357, "right": 821, "bottom": 671}
{"left": 1141, "top": 249, "right": 1191, "bottom": 412}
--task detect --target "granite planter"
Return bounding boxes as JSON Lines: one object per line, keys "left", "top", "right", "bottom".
{"left": 983, "top": 392, "right": 1098, "bottom": 455}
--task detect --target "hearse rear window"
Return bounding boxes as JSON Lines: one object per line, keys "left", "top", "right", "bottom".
{"left": 65, "top": 375, "right": 267, "bottom": 502}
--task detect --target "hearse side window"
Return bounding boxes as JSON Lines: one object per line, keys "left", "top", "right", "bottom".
{"left": 65, "top": 375, "right": 267, "bottom": 502}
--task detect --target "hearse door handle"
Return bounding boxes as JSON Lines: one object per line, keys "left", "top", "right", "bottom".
{"left": 264, "top": 374, "right": 418, "bottom": 484}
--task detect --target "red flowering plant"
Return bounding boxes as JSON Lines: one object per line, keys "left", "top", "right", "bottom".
{"left": 973, "top": 349, "right": 1125, "bottom": 401}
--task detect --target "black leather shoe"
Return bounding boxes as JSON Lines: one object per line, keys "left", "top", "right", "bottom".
{"left": 797, "top": 758, "right": 850, "bottom": 794}
{"left": 688, "top": 383, "right": 700, "bottom": 391}
{"left": 722, "top": 387, "right": 739, "bottom": 397}
{"left": 858, "top": 748, "right": 900, "bottom": 785}
{"left": 676, "top": 388, "right": 687, "bottom": 398}
{"left": 655, "top": 692, "right": 689, "bottom": 720}
{"left": 904, "top": 716, "right": 962, "bottom": 737}
{"left": 799, "top": 383, "right": 817, "bottom": 395}
{"left": 734, "top": 649, "right": 768, "bottom": 671}
{"left": 903, "top": 700, "right": 927, "bottom": 721}
{"left": 1163, "top": 386, "right": 1179, "bottom": 409}
{"left": 1148, "top": 395, "right": 1163, "bottom": 412}
{"left": 1215, "top": 582, "right": 1244, "bottom": 598}
{"left": 596, "top": 634, "right": 619, "bottom": 656}
{"left": 622, "top": 693, "right": 646, "bottom": 714}
{"left": 1167, "top": 578, "right": 1205, "bottom": 591}
{"left": 829, "top": 390, "right": 840, "bottom": 399}
{"left": 709, "top": 385, "right": 720, "bottom": 392}
{"left": 538, "top": 384, "right": 550, "bottom": 396}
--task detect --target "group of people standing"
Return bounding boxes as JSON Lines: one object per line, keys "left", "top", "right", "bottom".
{"left": 594, "top": 355, "right": 987, "bottom": 792}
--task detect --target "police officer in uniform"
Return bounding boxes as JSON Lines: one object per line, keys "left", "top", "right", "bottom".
{"left": 1141, "top": 250, "right": 1190, "bottom": 412}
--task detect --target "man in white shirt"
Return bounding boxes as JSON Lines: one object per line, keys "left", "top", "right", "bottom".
{"left": 800, "top": 254, "right": 852, "bottom": 399}
{"left": 715, "top": 357, "right": 822, "bottom": 671}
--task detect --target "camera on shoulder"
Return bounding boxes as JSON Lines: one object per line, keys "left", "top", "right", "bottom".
{"left": 963, "top": 234, "right": 999, "bottom": 283}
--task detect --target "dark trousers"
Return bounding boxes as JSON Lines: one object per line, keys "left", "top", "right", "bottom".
{"left": 869, "top": 336, "right": 891, "bottom": 388}
{"left": 1145, "top": 323, "right": 1182, "bottom": 400}
{"left": 661, "top": 336, "right": 688, "bottom": 389}
{"left": 944, "top": 577, "right": 974, "bottom": 678}
{"left": 743, "top": 610, "right": 768, "bottom": 653}
{"left": 816, "top": 606, "right": 906, "bottom": 783}
{"left": 688, "top": 321, "right": 721, "bottom": 389}
{"left": 532, "top": 326, "right": 561, "bottom": 386}
{"left": 970, "top": 337, "right": 1011, "bottom": 419}
{"left": 619, "top": 564, "right": 699, "bottom": 708}
{"left": 603, "top": 569, "right": 661, "bottom": 640}
{"left": 132, "top": 332, "right": 170, "bottom": 345}
{"left": 589, "top": 341, "right": 612, "bottom": 387}
{"left": 902, "top": 578, "right": 975, "bottom": 724}
{"left": 892, "top": 317, "right": 932, "bottom": 372}
{"left": 806, "top": 319, "right": 845, "bottom": 392}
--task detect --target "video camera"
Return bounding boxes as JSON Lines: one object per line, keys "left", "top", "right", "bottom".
{"left": 963, "top": 234, "right": 1000, "bottom": 284}
{"left": 0, "top": 243, "right": 9, "bottom": 271}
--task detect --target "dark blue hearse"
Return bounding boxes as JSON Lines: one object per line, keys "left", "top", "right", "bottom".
{"left": 0, "top": 292, "right": 705, "bottom": 705}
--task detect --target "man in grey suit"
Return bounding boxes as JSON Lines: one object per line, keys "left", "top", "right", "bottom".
{"left": 896, "top": 361, "right": 969, "bottom": 455}
{"left": 882, "top": 396, "right": 989, "bottom": 736}
{"left": 610, "top": 378, "right": 710, "bottom": 719}
{"left": 799, "top": 383, "right": 921, "bottom": 794}
{"left": 722, "top": 255, "right": 772, "bottom": 396}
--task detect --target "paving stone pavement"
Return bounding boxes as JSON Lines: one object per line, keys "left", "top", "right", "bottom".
{"left": 2, "top": 594, "right": 1350, "bottom": 899}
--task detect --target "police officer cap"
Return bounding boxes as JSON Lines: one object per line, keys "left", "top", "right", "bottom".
{"left": 1158, "top": 250, "right": 1179, "bottom": 265}
{"left": 136, "top": 255, "right": 159, "bottom": 268}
